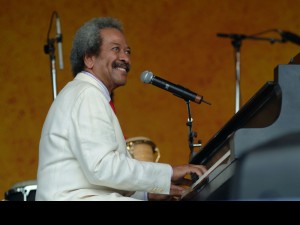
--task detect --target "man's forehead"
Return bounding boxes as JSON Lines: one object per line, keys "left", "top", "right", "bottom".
{"left": 101, "top": 29, "right": 129, "bottom": 47}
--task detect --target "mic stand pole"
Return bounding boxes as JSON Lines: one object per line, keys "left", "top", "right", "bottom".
{"left": 232, "top": 37, "right": 242, "bottom": 113}
{"left": 45, "top": 38, "right": 57, "bottom": 100}
{"left": 217, "top": 33, "right": 283, "bottom": 113}
{"left": 185, "top": 100, "right": 202, "bottom": 161}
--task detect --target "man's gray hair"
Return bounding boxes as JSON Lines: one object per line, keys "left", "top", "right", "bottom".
{"left": 70, "top": 17, "right": 123, "bottom": 76}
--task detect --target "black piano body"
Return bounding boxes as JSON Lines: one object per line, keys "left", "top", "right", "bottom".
{"left": 182, "top": 62, "right": 300, "bottom": 201}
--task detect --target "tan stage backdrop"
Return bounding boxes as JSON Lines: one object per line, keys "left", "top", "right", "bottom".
{"left": 1, "top": 0, "right": 299, "bottom": 198}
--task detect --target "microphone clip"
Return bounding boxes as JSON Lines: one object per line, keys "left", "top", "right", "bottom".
{"left": 56, "top": 33, "right": 63, "bottom": 43}
{"left": 44, "top": 38, "right": 55, "bottom": 55}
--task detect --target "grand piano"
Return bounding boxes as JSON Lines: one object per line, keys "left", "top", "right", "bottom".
{"left": 181, "top": 55, "right": 300, "bottom": 201}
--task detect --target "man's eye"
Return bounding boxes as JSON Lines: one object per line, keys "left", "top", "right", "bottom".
{"left": 125, "top": 49, "right": 131, "bottom": 55}
{"left": 112, "top": 47, "right": 120, "bottom": 52}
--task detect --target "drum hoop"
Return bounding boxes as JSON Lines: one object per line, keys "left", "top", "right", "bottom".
{"left": 126, "top": 139, "right": 157, "bottom": 153}
{"left": 126, "top": 136, "right": 160, "bottom": 162}
{"left": 11, "top": 180, "right": 37, "bottom": 188}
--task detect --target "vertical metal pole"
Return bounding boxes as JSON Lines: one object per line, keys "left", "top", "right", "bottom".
{"left": 51, "top": 57, "right": 57, "bottom": 100}
{"left": 235, "top": 50, "right": 241, "bottom": 113}
{"left": 232, "top": 39, "right": 242, "bottom": 113}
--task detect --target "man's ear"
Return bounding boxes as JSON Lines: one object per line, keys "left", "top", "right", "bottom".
{"left": 84, "top": 55, "right": 95, "bottom": 69}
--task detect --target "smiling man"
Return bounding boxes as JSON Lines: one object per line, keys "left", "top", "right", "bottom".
{"left": 36, "top": 17, "right": 206, "bottom": 201}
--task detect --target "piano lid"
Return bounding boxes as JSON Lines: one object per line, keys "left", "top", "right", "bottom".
{"left": 231, "top": 64, "right": 300, "bottom": 158}
{"left": 185, "top": 61, "right": 300, "bottom": 201}
{"left": 190, "top": 80, "right": 281, "bottom": 165}
{"left": 190, "top": 63, "right": 300, "bottom": 165}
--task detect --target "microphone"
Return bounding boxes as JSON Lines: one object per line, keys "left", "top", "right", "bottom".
{"left": 278, "top": 30, "right": 300, "bottom": 46}
{"left": 56, "top": 13, "right": 64, "bottom": 69}
{"left": 141, "top": 71, "right": 210, "bottom": 105}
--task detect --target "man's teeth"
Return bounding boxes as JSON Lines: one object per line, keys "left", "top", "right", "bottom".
{"left": 116, "top": 67, "right": 126, "bottom": 72}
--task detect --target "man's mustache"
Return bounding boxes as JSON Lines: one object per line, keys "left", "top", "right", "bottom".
{"left": 112, "top": 61, "right": 130, "bottom": 73}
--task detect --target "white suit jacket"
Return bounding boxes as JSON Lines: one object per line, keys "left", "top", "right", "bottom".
{"left": 36, "top": 72, "right": 172, "bottom": 201}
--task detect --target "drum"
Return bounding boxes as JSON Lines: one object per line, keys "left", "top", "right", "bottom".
{"left": 126, "top": 136, "right": 160, "bottom": 162}
{"left": 4, "top": 180, "right": 37, "bottom": 201}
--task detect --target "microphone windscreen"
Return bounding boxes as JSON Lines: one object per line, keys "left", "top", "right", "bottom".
{"left": 281, "top": 31, "right": 300, "bottom": 45}
{"left": 140, "top": 71, "right": 153, "bottom": 83}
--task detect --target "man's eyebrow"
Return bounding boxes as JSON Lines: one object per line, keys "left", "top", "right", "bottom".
{"left": 111, "top": 42, "right": 131, "bottom": 49}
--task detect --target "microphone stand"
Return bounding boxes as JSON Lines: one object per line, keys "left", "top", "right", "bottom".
{"left": 232, "top": 37, "right": 241, "bottom": 114}
{"left": 44, "top": 38, "right": 58, "bottom": 100}
{"left": 185, "top": 100, "right": 202, "bottom": 161}
{"left": 217, "top": 33, "right": 283, "bottom": 113}
{"left": 44, "top": 11, "right": 62, "bottom": 100}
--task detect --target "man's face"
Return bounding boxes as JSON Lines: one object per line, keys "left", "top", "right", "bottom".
{"left": 91, "top": 28, "right": 131, "bottom": 93}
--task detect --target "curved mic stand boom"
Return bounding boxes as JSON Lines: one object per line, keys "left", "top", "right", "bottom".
{"left": 44, "top": 11, "right": 63, "bottom": 100}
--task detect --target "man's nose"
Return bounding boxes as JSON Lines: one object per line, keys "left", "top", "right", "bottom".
{"left": 119, "top": 50, "right": 130, "bottom": 62}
